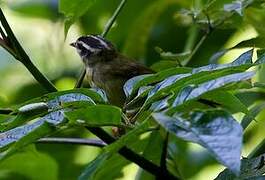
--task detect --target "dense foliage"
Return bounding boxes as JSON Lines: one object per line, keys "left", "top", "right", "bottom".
{"left": 1, "top": 0, "right": 265, "bottom": 179}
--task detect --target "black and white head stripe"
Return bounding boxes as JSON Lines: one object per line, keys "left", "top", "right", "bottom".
{"left": 76, "top": 35, "right": 113, "bottom": 52}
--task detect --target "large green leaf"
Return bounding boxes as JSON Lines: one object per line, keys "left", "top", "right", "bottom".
{"left": 153, "top": 110, "right": 243, "bottom": 175}
{"left": 65, "top": 105, "right": 122, "bottom": 127}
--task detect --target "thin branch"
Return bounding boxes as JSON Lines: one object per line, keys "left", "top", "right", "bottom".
{"left": 37, "top": 137, "right": 106, "bottom": 147}
{"left": 75, "top": 0, "right": 128, "bottom": 88}
{"left": 101, "top": 0, "right": 127, "bottom": 38}
{"left": 86, "top": 127, "right": 178, "bottom": 179}
{"left": 0, "top": 9, "right": 57, "bottom": 92}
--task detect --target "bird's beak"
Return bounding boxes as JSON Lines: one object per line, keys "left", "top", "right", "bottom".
{"left": 70, "top": 42, "right": 76, "bottom": 47}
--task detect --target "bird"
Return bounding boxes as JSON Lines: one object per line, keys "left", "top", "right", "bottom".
{"left": 70, "top": 35, "right": 154, "bottom": 107}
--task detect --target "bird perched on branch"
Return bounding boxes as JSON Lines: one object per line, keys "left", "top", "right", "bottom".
{"left": 70, "top": 35, "right": 154, "bottom": 107}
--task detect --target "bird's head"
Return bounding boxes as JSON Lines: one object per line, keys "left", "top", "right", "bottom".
{"left": 70, "top": 35, "right": 115, "bottom": 64}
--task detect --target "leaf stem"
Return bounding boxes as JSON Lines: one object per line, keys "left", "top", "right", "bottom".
{"left": 0, "top": 9, "right": 57, "bottom": 92}
{"left": 75, "top": 0, "right": 128, "bottom": 88}
{"left": 37, "top": 137, "right": 106, "bottom": 147}
{"left": 183, "top": 33, "right": 208, "bottom": 66}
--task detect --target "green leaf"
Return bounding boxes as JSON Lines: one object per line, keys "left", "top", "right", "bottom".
{"left": 0, "top": 121, "right": 57, "bottom": 161}
{"left": 0, "top": 145, "right": 58, "bottom": 180}
{"left": 215, "top": 153, "right": 265, "bottom": 179}
{"left": 0, "top": 110, "right": 65, "bottom": 151}
{"left": 172, "top": 71, "right": 255, "bottom": 107}
{"left": 150, "top": 60, "right": 183, "bottom": 72}
{"left": 65, "top": 105, "right": 122, "bottom": 127}
{"left": 153, "top": 110, "right": 243, "bottom": 175}
{"left": 79, "top": 120, "right": 150, "bottom": 180}
{"left": 241, "top": 101, "right": 265, "bottom": 130}
{"left": 209, "top": 37, "right": 265, "bottom": 63}
{"left": 18, "top": 89, "right": 105, "bottom": 108}
{"left": 2, "top": 89, "right": 100, "bottom": 131}
{"left": 79, "top": 153, "right": 110, "bottom": 180}
{"left": 1, "top": 102, "right": 49, "bottom": 132}
{"left": 155, "top": 47, "right": 191, "bottom": 62}
{"left": 8, "top": 0, "right": 59, "bottom": 20}
{"left": 87, "top": 131, "right": 151, "bottom": 180}
{"left": 136, "top": 131, "right": 164, "bottom": 180}
{"left": 201, "top": 91, "right": 250, "bottom": 114}
{"left": 245, "top": 7, "right": 265, "bottom": 35}
{"left": 59, "top": 0, "right": 93, "bottom": 37}
{"left": 124, "top": 67, "right": 192, "bottom": 99}
{"left": 125, "top": 86, "right": 153, "bottom": 110}
{"left": 147, "top": 50, "right": 254, "bottom": 105}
